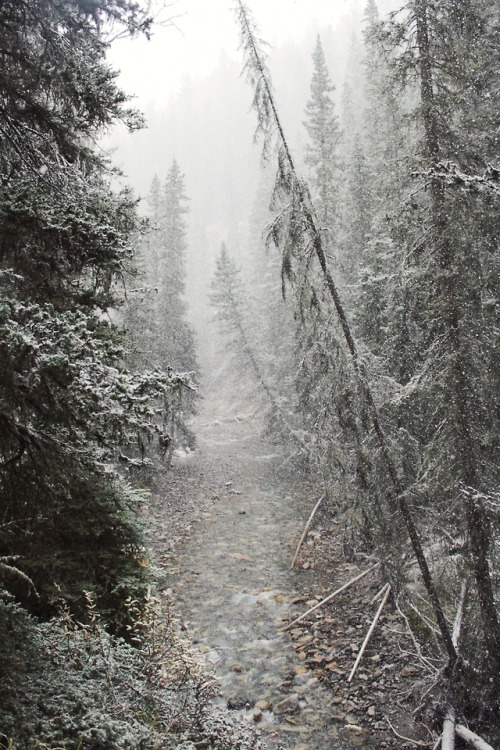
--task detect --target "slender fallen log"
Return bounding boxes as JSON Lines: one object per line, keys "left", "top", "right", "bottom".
{"left": 441, "top": 708, "right": 456, "bottom": 750}
{"left": 432, "top": 738, "right": 441, "bottom": 750}
{"left": 291, "top": 494, "right": 325, "bottom": 569}
{"left": 284, "top": 562, "right": 380, "bottom": 630}
{"left": 455, "top": 726, "right": 495, "bottom": 750}
{"left": 371, "top": 582, "right": 390, "bottom": 605}
{"left": 348, "top": 584, "right": 391, "bottom": 682}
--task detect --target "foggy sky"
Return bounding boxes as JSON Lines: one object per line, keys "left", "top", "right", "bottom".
{"left": 108, "top": 0, "right": 363, "bottom": 108}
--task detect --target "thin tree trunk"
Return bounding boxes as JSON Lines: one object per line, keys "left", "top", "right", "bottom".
{"left": 291, "top": 494, "right": 325, "bottom": 569}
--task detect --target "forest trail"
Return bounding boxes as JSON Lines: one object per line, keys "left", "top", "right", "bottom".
{"left": 148, "top": 392, "right": 361, "bottom": 750}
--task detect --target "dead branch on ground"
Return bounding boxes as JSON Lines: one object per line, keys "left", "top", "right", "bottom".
{"left": 291, "top": 494, "right": 325, "bottom": 569}
{"left": 284, "top": 562, "right": 380, "bottom": 629}
{"left": 348, "top": 584, "right": 391, "bottom": 682}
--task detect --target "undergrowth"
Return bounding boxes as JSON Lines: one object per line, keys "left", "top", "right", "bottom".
{"left": 0, "top": 590, "right": 267, "bottom": 750}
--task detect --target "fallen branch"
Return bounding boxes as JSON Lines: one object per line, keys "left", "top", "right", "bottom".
{"left": 348, "top": 584, "right": 391, "bottom": 682}
{"left": 455, "top": 726, "right": 495, "bottom": 750}
{"left": 291, "top": 494, "right": 325, "bottom": 569}
{"left": 441, "top": 708, "right": 456, "bottom": 750}
{"left": 371, "top": 581, "right": 390, "bottom": 605}
{"left": 385, "top": 716, "right": 432, "bottom": 747}
{"left": 284, "top": 562, "right": 380, "bottom": 629}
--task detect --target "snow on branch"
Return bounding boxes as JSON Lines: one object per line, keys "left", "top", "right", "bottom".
{"left": 413, "top": 162, "right": 500, "bottom": 198}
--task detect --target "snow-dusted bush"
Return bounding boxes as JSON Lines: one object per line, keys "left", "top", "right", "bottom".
{"left": 0, "top": 591, "right": 266, "bottom": 750}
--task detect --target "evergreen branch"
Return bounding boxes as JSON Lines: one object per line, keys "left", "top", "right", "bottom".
{"left": 413, "top": 162, "right": 500, "bottom": 197}
{"left": 0, "top": 558, "right": 38, "bottom": 598}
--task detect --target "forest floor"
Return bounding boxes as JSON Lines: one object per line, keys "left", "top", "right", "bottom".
{"left": 144, "top": 393, "right": 438, "bottom": 750}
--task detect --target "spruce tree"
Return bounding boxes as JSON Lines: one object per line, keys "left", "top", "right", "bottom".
{"left": 303, "top": 36, "right": 341, "bottom": 233}
{"left": 159, "top": 160, "right": 197, "bottom": 372}
{"left": 126, "top": 162, "right": 197, "bottom": 375}
{"left": 0, "top": 0, "right": 189, "bottom": 629}
{"left": 210, "top": 243, "right": 309, "bottom": 455}
{"left": 376, "top": 0, "right": 500, "bottom": 702}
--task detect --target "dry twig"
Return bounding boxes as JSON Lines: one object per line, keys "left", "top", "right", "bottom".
{"left": 348, "top": 584, "right": 391, "bottom": 682}
{"left": 385, "top": 715, "right": 432, "bottom": 747}
{"left": 284, "top": 562, "right": 380, "bottom": 629}
{"left": 291, "top": 494, "right": 325, "bottom": 569}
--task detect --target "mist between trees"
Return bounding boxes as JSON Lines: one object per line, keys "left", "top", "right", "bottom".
{"left": 0, "top": 0, "right": 499, "bottom": 748}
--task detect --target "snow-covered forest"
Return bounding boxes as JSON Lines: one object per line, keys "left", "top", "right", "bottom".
{"left": 0, "top": 1, "right": 498, "bottom": 749}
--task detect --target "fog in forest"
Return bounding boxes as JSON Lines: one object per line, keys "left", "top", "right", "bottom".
{"left": 105, "top": 0, "right": 396, "bottom": 381}
{"left": 2, "top": 0, "right": 499, "bottom": 746}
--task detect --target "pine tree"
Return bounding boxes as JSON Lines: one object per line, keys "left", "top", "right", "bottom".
{"left": 303, "top": 36, "right": 341, "bottom": 233}
{"left": 158, "top": 160, "right": 197, "bottom": 372}
{"left": 127, "top": 162, "right": 197, "bottom": 375}
{"left": 148, "top": 173, "right": 163, "bottom": 220}
{"left": 210, "top": 242, "right": 309, "bottom": 455}
{"left": 343, "top": 0, "right": 408, "bottom": 357}
{"left": 0, "top": 0, "right": 190, "bottom": 629}
{"left": 377, "top": 0, "right": 500, "bottom": 703}
{"left": 124, "top": 162, "right": 198, "bottom": 462}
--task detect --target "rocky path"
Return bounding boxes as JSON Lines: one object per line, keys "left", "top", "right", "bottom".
{"left": 146, "top": 397, "right": 429, "bottom": 750}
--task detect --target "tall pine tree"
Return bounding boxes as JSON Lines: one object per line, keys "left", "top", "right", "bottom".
{"left": 303, "top": 36, "right": 341, "bottom": 234}
{"left": 126, "top": 161, "right": 197, "bottom": 375}
{"left": 0, "top": 0, "right": 188, "bottom": 630}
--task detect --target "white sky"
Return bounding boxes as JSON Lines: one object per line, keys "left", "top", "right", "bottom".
{"left": 108, "top": 0, "right": 357, "bottom": 107}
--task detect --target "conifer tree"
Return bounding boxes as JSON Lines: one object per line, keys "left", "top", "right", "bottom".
{"left": 0, "top": 0, "right": 191, "bottom": 629}
{"left": 159, "top": 160, "right": 197, "bottom": 372}
{"left": 303, "top": 36, "right": 341, "bottom": 233}
{"left": 124, "top": 162, "right": 197, "bottom": 463}
{"left": 374, "top": 0, "right": 500, "bottom": 702}
{"left": 210, "top": 242, "right": 309, "bottom": 455}
{"left": 127, "top": 161, "right": 197, "bottom": 375}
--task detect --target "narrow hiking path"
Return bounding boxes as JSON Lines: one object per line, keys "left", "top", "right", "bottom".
{"left": 147, "top": 394, "right": 359, "bottom": 750}
{"left": 146, "top": 394, "right": 426, "bottom": 750}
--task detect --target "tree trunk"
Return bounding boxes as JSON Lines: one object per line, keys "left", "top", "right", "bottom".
{"left": 412, "top": 0, "right": 500, "bottom": 671}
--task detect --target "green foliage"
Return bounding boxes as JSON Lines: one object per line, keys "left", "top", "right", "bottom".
{"left": 0, "top": 592, "right": 266, "bottom": 750}
{"left": 0, "top": 0, "right": 196, "bottom": 628}
{"left": 125, "top": 162, "right": 198, "bottom": 375}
